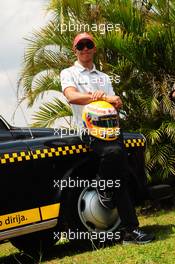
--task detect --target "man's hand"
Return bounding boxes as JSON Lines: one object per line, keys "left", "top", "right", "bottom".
{"left": 105, "top": 95, "right": 123, "bottom": 109}
{"left": 90, "top": 92, "right": 123, "bottom": 109}
{"left": 90, "top": 90, "right": 105, "bottom": 101}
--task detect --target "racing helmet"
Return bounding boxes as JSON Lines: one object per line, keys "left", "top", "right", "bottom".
{"left": 82, "top": 101, "right": 120, "bottom": 141}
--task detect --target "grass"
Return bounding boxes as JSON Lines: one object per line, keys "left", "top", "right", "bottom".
{"left": 0, "top": 208, "right": 175, "bottom": 264}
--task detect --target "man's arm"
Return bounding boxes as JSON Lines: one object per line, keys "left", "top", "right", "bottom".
{"left": 60, "top": 69, "right": 105, "bottom": 104}
{"left": 63, "top": 87, "right": 104, "bottom": 105}
{"left": 60, "top": 68, "right": 122, "bottom": 109}
{"left": 64, "top": 87, "right": 123, "bottom": 109}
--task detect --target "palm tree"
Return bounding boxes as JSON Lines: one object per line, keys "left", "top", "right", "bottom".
{"left": 18, "top": 0, "right": 109, "bottom": 127}
{"left": 18, "top": 0, "right": 175, "bottom": 181}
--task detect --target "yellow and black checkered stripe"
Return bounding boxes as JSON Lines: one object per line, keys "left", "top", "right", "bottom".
{"left": 124, "top": 138, "right": 145, "bottom": 148}
{"left": 0, "top": 144, "right": 90, "bottom": 165}
{"left": 0, "top": 151, "right": 31, "bottom": 164}
{"left": 0, "top": 139, "right": 145, "bottom": 165}
{"left": 31, "top": 144, "right": 89, "bottom": 160}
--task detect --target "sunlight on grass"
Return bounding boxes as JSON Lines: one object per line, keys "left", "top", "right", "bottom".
{"left": 0, "top": 210, "right": 175, "bottom": 264}
{"left": 0, "top": 242, "right": 18, "bottom": 258}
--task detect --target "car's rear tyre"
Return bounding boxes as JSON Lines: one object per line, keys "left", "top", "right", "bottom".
{"left": 62, "top": 185, "right": 121, "bottom": 249}
{"left": 10, "top": 227, "right": 59, "bottom": 259}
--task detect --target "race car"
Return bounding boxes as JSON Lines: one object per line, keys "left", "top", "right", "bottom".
{"left": 0, "top": 115, "right": 173, "bottom": 257}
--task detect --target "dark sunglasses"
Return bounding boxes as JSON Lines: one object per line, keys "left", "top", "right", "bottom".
{"left": 76, "top": 41, "right": 95, "bottom": 51}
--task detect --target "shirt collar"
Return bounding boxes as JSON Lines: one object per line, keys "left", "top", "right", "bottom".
{"left": 74, "top": 61, "right": 98, "bottom": 74}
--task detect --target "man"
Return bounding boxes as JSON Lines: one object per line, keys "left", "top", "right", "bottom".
{"left": 60, "top": 32, "right": 154, "bottom": 244}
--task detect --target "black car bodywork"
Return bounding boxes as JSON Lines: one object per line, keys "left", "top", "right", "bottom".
{"left": 0, "top": 116, "right": 173, "bottom": 255}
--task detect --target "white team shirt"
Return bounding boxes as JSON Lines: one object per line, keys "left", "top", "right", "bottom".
{"left": 60, "top": 60, "right": 115, "bottom": 128}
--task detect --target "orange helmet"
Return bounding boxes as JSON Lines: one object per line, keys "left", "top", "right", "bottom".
{"left": 82, "top": 101, "right": 120, "bottom": 141}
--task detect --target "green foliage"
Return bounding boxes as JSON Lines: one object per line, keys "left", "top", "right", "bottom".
{"left": 32, "top": 98, "right": 72, "bottom": 127}
{"left": 18, "top": 0, "right": 175, "bottom": 181}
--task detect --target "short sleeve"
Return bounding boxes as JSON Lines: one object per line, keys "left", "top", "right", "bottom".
{"left": 106, "top": 75, "right": 115, "bottom": 96}
{"left": 60, "top": 68, "right": 77, "bottom": 92}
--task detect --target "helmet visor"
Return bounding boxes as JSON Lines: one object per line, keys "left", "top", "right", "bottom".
{"left": 92, "top": 115, "right": 119, "bottom": 128}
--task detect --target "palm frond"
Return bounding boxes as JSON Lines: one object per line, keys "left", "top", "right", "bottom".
{"left": 19, "top": 0, "right": 175, "bottom": 182}
{"left": 146, "top": 129, "right": 162, "bottom": 145}
{"left": 32, "top": 98, "right": 72, "bottom": 127}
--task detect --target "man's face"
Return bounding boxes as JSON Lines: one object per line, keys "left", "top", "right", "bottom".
{"left": 74, "top": 39, "right": 96, "bottom": 63}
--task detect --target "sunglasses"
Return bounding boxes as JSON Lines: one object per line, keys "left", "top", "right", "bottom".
{"left": 76, "top": 41, "right": 95, "bottom": 51}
